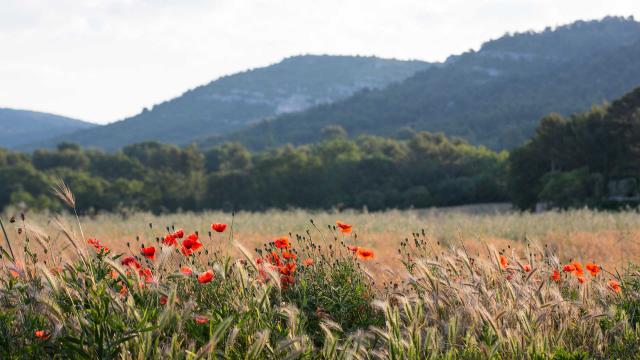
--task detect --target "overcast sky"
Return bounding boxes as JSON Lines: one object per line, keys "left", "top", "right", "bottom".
{"left": 1, "top": 0, "right": 639, "bottom": 124}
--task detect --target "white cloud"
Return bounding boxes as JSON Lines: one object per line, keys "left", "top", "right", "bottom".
{"left": 0, "top": 0, "right": 638, "bottom": 124}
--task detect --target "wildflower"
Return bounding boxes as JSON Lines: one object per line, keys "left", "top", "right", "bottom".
{"left": 119, "top": 285, "right": 128, "bottom": 297}
{"left": 139, "top": 268, "right": 153, "bottom": 283}
{"left": 198, "top": 270, "right": 214, "bottom": 284}
{"left": 163, "top": 234, "right": 177, "bottom": 246}
{"left": 499, "top": 255, "right": 508, "bottom": 270}
{"left": 88, "top": 238, "right": 101, "bottom": 247}
{"left": 551, "top": 269, "right": 561, "bottom": 282}
{"left": 265, "top": 251, "right": 282, "bottom": 266}
{"left": 282, "top": 251, "right": 297, "bottom": 260}
{"left": 160, "top": 295, "right": 168, "bottom": 305}
{"left": 211, "top": 223, "right": 227, "bottom": 233}
{"left": 347, "top": 245, "right": 359, "bottom": 252}
{"left": 194, "top": 315, "right": 209, "bottom": 325}
{"left": 336, "top": 221, "right": 353, "bottom": 234}
{"left": 34, "top": 330, "right": 50, "bottom": 340}
{"left": 563, "top": 264, "right": 575, "bottom": 273}
{"left": 121, "top": 256, "right": 142, "bottom": 269}
{"left": 577, "top": 276, "right": 586, "bottom": 284}
{"left": 9, "top": 270, "right": 19, "bottom": 278}
{"left": 609, "top": 280, "right": 622, "bottom": 293}
{"left": 586, "top": 263, "right": 600, "bottom": 277}
{"left": 174, "top": 229, "right": 184, "bottom": 238}
{"left": 356, "top": 248, "right": 375, "bottom": 261}
{"left": 274, "top": 236, "right": 290, "bottom": 249}
{"left": 180, "top": 266, "right": 193, "bottom": 275}
{"left": 281, "top": 275, "right": 295, "bottom": 288}
{"left": 279, "top": 262, "right": 296, "bottom": 276}
{"left": 303, "top": 258, "right": 314, "bottom": 266}
{"left": 140, "top": 246, "right": 156, "bottom": 260}
{"left": 256, "top": 258, "right": 264, "bottom": 264}
{"left": 181, "top": 233, "right": 203, "bottom": 256}
{"left": 572, "top": 262, "right": 584, "bottom": 277}
{"left": 523, "top": 264, "right": 532, "bottom": 272}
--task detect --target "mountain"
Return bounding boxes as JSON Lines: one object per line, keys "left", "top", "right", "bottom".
{"left": 29, "top": 55, "right": 429, "bottom": 151}
{"left": 0, "top": 108, "right": 96, "bottom": 149}
{"left": 211, "top": 16, "right": 640, "bottom": 150}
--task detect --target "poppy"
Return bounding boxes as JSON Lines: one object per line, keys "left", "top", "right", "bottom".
{"left": 281, "top": 275, "right": 295, "bottom": 288}
{"left": 160, "top": 295, "right": 168, "bottom": 305}
{"left": 282, "top": 251, "right": 297, "bottom": 260}
{"left": 256, "top": 258, "right": 264, "bottom": 264}
{"left": 121, "top": 256, "right": 142, "bottom": 269}
{"left": 174, "top": 229, "right": 184, "bottom": 239}
{"left": 163, "top": 234, "right": 177, "bottom": 246}
{"left": 303, "top": 258, "right": 314, "bottom": 266}
{"left": 9, "top": 270, "right": 19, "bottom": 278}
{"left": 551, "top": 269, "right": 561, "bottom": 282}
{"left": 198, "top": 270, "right": 214, "bottom": 284}
{"left": 139, "top": 268, "right": 153, "bottom": 283}
{"left": 88, "top": 238, "right": 101, "bottom": 248}
{"left": 586, "top": 263, "right": 600, "bottom": 277}
{"left": 609, "top": 280, "right": 622, "bottom": 293}
{"left": 119, "top": 284, "right": 128, "bottom": 297}
{"left": 336, "top": 221, "right": 353, "bottom": 234}
{"left": 181, "top": 234, "right": 203, "bottom": 256}
{"left": 265, "top": 251, "right": 282, "bottom": 266}
{"left": 356, "top": 248, "right": 375, "bottom": 261}
{"left": 140, "top": 246, "right": 156, "bottom": 260}
{"left": 211, "top": 223, "right": 227, "bottom": 233}
{"left": 499, "top": 255, "right": 508, "bottom": 270}
{"left": 577, "top": 276, "right": 586, "bottom": 284}
{"left": 572, "top": 262, "right": 584, "bottom": 277}
{"left": 523, "top": 264, "right": 532, "bottom": 272}
{"left": 194, "top": 315, "right": 209, "bottom": 324}
{"left": 180, "top": 266, "right": 193, "bottom": 275}
{"left": 34, "top": 330, "right": 50, "bottom": 340}
{"left": 563, "top": 264, "right": 575, "bottom": 273}
{"left": 274, "top": 236, "right": 290, "bottom": 249}
{"left": 279, "top": 262, "right": 296, "bottom": 276}
{"left": 347, "top": 245, "right": 359, "bottom": 252}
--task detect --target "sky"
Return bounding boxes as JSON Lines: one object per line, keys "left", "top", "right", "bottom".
{"left": 1, "top": 0, "right": 639, "bottom": 124}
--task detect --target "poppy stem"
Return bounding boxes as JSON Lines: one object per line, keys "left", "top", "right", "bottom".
{"left": 0, "top": 217, "right": 15, "bottom": 263}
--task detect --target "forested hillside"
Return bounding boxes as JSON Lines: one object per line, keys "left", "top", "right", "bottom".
{"left": 25, "top": 56, "right": 428, "bottom": 151}
{"left": 508, "top": 86, "right": 640, "bottom": 209}
{"left": 214, "top": 16, "right": 640, "bottom": 150}
{"left": 0, "top": 108, "right": 95, "bottom": 148}
{"left": 0, "top": 132, "right": 506, "bottom": 213}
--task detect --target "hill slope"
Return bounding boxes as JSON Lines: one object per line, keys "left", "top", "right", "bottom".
{"left": 30, "top": 55, "right": 429, "bottom": 151}
{"left": 215, "top": 16, "right": 640, "bottom": 150}
{"left": 0, "top": 109, "right": 96, "bottom": 149}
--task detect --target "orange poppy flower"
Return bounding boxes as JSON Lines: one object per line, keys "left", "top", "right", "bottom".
{"left": 282, "top": 251, "right": 297, "bottom": 260}
{"left": 303, "top": 258, "right": 314, "bottom": 266}
{"left": 551, "top": 269, "right": 561, "bottom": 282}
{"left": 577, "top": 276, "right": 586, "bottom": 284}
{"left": 211, "top": 223, "right": 227, "bottom": 233}
{"left": 522, "top": 264, "right": 532, "bottom": 272}
{"left": 87, "top": 238, "right": 101, "bottom": 247}
{"left": 274, "top": 236, "right": 290, "bottom": 249}
{"left": 336, "top": 221, "right": 353, "bottom": 234}
{"left": 347, "top": 245, "right": 359, "bottom": 252}
{"left": 180, "top": 266, "right": 193, "bottom": 275}
{"left": 194, "top": 315, "right": 209, "bottom": 324}
{"left": 265, "top": 251, "right": 282, "bottom": 266}
{"left": 140, "top": 246, "right": 156, "bottom": 260}
{"left": 119, "top": 284, "right": 128, "bottom": 297}
{"left": 572, "top": 262, "right": 584, "bottom": 276}
{"left": 34, "top": 330, "right": 50, "bottom": 340}
{"left": 499, "top": 255, "right": 508, "bottom": 270}
{"left": 609, "top": 280, "right": 622, "bottom": 293}
{"left": 356, "top": 248, "right": 374, "bottom": 261}
{"left": 279, "top": 262, "right": 296, "bottom": 276}
{"left": 198, "top": 270, "right": 215, "bottom": 284}
{"left": 139, "top": 268, "right": 153, "bottom": 283}
{"left": 585, "top": 263, "right": 600, "bottom": 277}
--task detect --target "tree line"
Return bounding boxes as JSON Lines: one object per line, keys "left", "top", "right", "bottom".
{"left": 0, "top": 131, "right": 508, "bottom": 213}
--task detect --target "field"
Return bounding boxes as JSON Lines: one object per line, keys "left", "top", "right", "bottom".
{"left": 2, "top": 201, "right": 640, "bottom": 358}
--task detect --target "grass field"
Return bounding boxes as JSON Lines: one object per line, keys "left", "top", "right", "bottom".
{"left": 2, "top": 201, "right": 640, "bottom": 358}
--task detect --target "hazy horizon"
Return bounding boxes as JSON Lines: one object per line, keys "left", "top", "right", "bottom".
{"left": 2, "top": 0, "right": 639, "bottom": 125}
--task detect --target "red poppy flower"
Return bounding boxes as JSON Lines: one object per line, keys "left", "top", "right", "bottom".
{"left": 279, "top": 262, "right": 296, "bottom": 276}
{"left": 160, "top": 295, "right": 168, "bottom": 305}
{"left": 181, "top": 233, "right": 203, "bottom": 256}
{"left": 274, "top": 236, "right": 290, "bottom": 249}
{"left": 211, "top": 223, "right": 227, "bottom": 233}
{"left": 336, "top": 221, "right": 353, "bottom": 234}
{"left": 265, "top": 251, "right": 282, "bottom": 266}
{"left": 34, "top": 330, "right": 50, "bottom": 340}
{"left": 572, "top": 262, "right": 584, "bottom": 277}
{"left": 347, "top": 245, "right": 359, "bottom": 252}
{"left": 180, "top": 266, "right": 193, "bottom": 275}
{"left": 563, "top": 264, "right": 575, "bottom": 273}
{"left": 88, "top": 238, "right": 100, "bottom": 247}
{"left": 174, "top": 229, "right": 184, "bottom": 239}
{"left": 577, "top": 276, "right": 587, "bottom": 284}
{"left": 551, "top": 269, "right": 561, "bottom": 282}
{"left": 121, "top": 256, "right": 142, "bottom": 269}
{"left": 194, "top": 315, "right": 209, "bottom": 324}
{"left": 356, "top": 248, "right": 374, "bottom": 261}
{"left": 163, "top": 234, "right": 177, "bottom": 246}
{"left": 585, "top": 263, "right": 600, "bottom": 277}
{"left": 281, "top": 275, "right": 295, "bottom": 288}
{"left": 303, "top": 258, "right": 314, "bottom": 266}
{"left": 499, "top": 255, "right": 508, "bottom": 270}
{"left": 282, "top": 251, "right": 297, "bottom": 260}
{"left": 609, "top": 279, "right": 622, "bottom": 293}
{"left": 256, "top": 258, "right": 264, "bottom": 265}
{"left": 139, "top": 268, "right": 153, "bottom": 283}
{"left": 197, "top": 270, "right": 214, "bottom": 284}
{"left": 523, "top": 264, "right": 532, "bottom": 272}
{"left": 140, "top": 246, "right": 156, "bottom": 260}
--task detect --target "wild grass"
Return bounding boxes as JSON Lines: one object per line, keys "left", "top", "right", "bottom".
{"left": 1, "top": 200, "right": 640, "bottom": 358}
